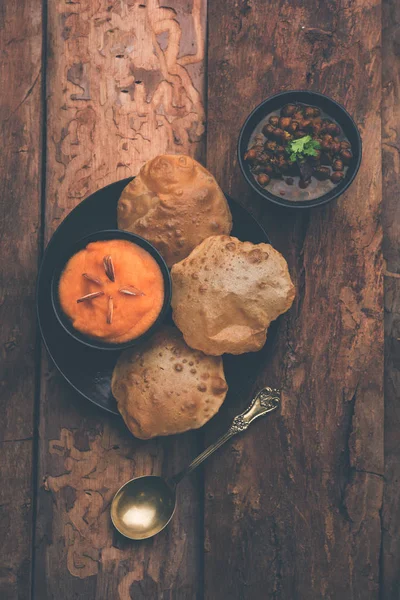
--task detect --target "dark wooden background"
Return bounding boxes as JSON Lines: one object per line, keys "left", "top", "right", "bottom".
{"left": 0, "top": 0, "right": 398, "bottom": 598}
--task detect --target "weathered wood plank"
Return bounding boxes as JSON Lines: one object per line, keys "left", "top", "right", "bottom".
{"left": 0, "top": 4, "right": 43, "bottom": 600}
{"left": 205, "top": 1, "right": 383, "bottom": 598}
{"left": 0, "top": 1, "right": 43, "bottom": 599}
{"left": 34, "top": 1, "right": 206, "bottom": 598}
{"left": 382, "top": 0, "right": 400, "bottom": 597}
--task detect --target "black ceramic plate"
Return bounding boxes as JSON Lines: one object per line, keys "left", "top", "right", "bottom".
{"left": 37, "top": 178, "right": 270, "bottom": 414}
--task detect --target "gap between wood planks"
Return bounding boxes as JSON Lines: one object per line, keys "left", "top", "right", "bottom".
{"left": 30, "top": 0, "right": 48, "bottom": 598}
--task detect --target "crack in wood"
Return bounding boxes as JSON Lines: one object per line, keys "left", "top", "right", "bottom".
{"left": 4, "top": 70, "right": 41, "bottom": 122}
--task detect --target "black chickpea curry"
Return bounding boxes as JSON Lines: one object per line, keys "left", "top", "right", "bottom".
{"left": 244, "top": 102, "right": 354, "bottom": 202}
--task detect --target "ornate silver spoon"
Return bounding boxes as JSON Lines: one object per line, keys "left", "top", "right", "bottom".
{"left": 111, "top": 387, "right": 280, "bottom": 540}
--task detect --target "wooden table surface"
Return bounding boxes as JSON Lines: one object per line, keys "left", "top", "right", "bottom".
{"left": 1, "top": 1, "right": 399, "bottom": 598}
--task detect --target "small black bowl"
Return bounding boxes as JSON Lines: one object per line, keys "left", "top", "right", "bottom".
{"left": 51, "top": 229, "right": 171, "bottom": 351}
{"left": 238, "top": 90, "right": 362, "bottom": 209}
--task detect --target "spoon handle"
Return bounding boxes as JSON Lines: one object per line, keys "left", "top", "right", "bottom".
{"left": 169, "top": 387, "right": 280, "bottom": 486}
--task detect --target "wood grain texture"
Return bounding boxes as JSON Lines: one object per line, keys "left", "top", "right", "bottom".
{"left": 0, "top": 1, "right": 42, "bottom": 599}
{"left": 382, "top": 0, "right": 400, "bottom": 597}
{"left": 35, "top": 1, "right": 206, "bottom": 598}
{"left": 205, "top": 1, "right": 383, "bottom": 599}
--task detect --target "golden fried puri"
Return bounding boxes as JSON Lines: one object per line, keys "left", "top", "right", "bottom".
{"left": 171, "top": 235, "right": 295, "bottom": 355}
{"left": 117, "top": 154, "right": 232, "bottom": 267}
{"left": 111, "top": 326, "right": 228, "bottom": 439}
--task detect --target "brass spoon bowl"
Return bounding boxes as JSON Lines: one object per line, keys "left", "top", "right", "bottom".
{"left": 111, "top": 387, "right": 280, "bottom": 540}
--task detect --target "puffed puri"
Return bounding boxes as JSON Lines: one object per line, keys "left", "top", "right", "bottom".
{"left": 111, "top": 326, "right": 228, "bottom": 439}
{"left": 117, "top": 154, "right": 233, "bottom": 267}
{"left": 171, "top": 235, "right": 296, "bottom": 356}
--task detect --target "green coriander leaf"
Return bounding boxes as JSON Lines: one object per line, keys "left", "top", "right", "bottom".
{"left": 303, "top": 139, "right": 321, "bottom": 157}
{"left": 303, "top": 146, "right": 318, "bottom": 157}
{"left": 288, "top": 135, "right": 312, "bottom": 155}
{"left": 287, "top": 136, "right": 320, "bottom": 162}
{"left": 305, "top": 139, "right": 320, "bottom": 151}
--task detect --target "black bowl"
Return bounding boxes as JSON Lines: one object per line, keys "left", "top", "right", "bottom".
{"left": 51, "top": 229, "right": 172, "bottom": 351}
{"left": 238, "top": 90, "right": 362, "bottom": 209}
